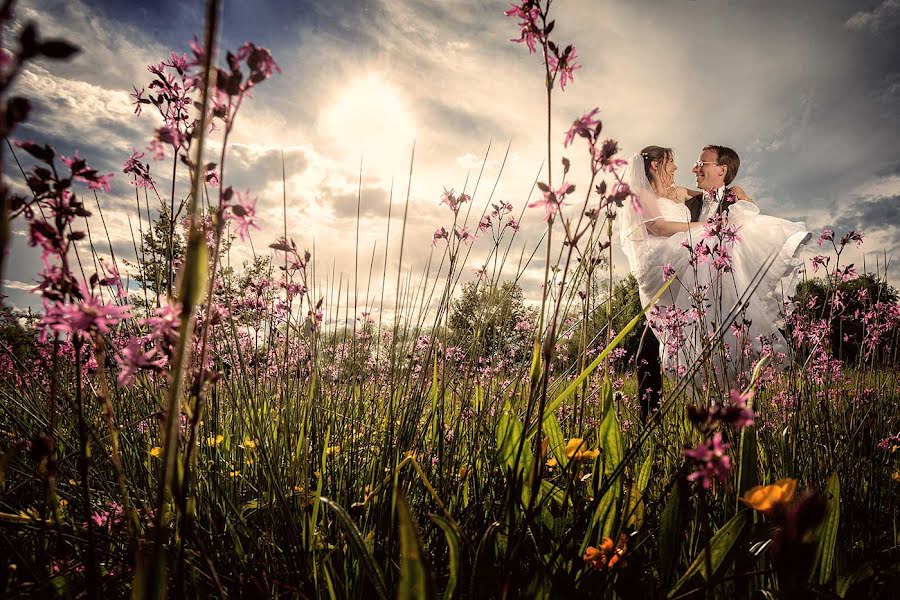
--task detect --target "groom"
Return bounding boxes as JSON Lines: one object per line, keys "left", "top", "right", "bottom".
{"left": 636, "top": 144, "right": 740, "bottom": 420}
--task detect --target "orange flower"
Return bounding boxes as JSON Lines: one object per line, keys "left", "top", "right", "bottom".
{"left": 583, "top": 534, "right": 628, "bottom": 571}
{"left": 740, "top": 478, "right": 798, "bottom": 513}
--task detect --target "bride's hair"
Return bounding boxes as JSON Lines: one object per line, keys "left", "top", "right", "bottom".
{"left": 640, "top": 145, "right": 673, "bottom": 190}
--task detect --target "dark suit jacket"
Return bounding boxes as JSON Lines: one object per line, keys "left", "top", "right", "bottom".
{"left": 685, "top": 188, "right": 736, "bottom": 223}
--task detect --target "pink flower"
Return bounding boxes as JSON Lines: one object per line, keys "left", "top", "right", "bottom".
{"left": 454, "top": 226, "right": 473, "bottom": 244}
{"left": 548, "top": 45, "right": 581, "bottom": 91}
{"left": 810, "top": 255, "right": 830, "bottom": 273}
{"left": 504, "top": 2, "right": 543, "bottom": 54}
{"left": 662, "top": 262, "right": 675, "bottom": 280}
{"left": 723, "top": 389, "right": 755, "bottom": 429}
{"left": 840, "top": 229, "right": 864, "bottom": 247}
{"left": 506, "top": 216, "right": 520, "bottom": 232}
{"left": 42, "top": 281, "right": 132, "bottom": 339}
{"left": 116, "top": 339, "right": 167, "bottom": 387}
{"left": 227, "top": 190, "right": 260, "bottom": 242}
{"left": 432, "top": 226, "right": 448, "bottom": 246}
{"left": 148, "top": 139, "right": 166, "bottom": 160}
{"left": 684, "top": 432, "right": 731, "bottom": 489}
{"left": 478, "top": 215, "right": 492, "bottom": 233}
{"left": 529, "top": 181, "right": 574, "bottom": 222}
{"left": 563, "top": 107, "right": 600, "bottom": 147}
{"left": 817, "top": 228, "right": 834, "bottom": 246}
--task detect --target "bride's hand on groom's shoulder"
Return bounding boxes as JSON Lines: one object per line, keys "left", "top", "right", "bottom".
{"left": 731, "top": 186, "right": 754, "bottom": 203}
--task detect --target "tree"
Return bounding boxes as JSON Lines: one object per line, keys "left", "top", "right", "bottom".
{"left": 447, "top": 280, "right": 536, "bottom": 365}
{"left": 792, "top": 273, "right": 899, "bottom": 364}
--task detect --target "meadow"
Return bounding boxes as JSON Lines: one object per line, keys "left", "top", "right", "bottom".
{"left": 0, "top": 1, "right": 898, "bottom": 598}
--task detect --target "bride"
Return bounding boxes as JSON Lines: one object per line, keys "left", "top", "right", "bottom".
{"left": 619, "top": 145, "right": 810, "bottom": 399}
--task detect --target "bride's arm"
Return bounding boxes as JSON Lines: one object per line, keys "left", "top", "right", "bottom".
{"left": 646, "top": 219, "right": 703, "bottom": 236}
{"left": 731, "top": 185, "right": 754, "bottom": 202}
{"left": 673, "top": 186, "right": 701, "bottom": 202}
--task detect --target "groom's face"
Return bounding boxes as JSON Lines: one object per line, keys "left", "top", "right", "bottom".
{"left": 693, "top": 149, "right": 726, "bottom": 190}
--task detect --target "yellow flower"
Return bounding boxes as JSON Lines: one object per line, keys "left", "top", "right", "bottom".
{"left": 547, "top": 438, "right": 599, "bottom": 467}
{"left": 18, "top": 507, "right": 40, "bottom": 520}
{"left": 206, "top": 434, "right": 224, "bottom": 447}
{"left": 325, "top": 445, "right": 340, "bottom": 456}
{"left": 241, "top": 438, "right": 257, "bottom": 450}
{"left": 740, "top": 478, "right": 798, "bottom": 512}
{"left": 149, "top": 446, "right": 163, "bottom": 458}
{"left": 228, "top": 470, "right": 241, "bottom": 478}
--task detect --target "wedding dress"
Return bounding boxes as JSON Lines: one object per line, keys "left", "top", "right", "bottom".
{"left": 618, "top": 153, "right": 810, "bottom": 386}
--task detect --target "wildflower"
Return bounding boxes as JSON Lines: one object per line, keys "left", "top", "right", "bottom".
{"left": 504, "top": 1, "right": 543, "bottom": 53}
{"left": 840, "top": 229, "right": 864, "bottom": 247}
{"left": 810, "top": 255, "right": 830, "bottom": 273}
{"left": 149, "top": 446, "right": 163, "bottom": 458}
{"left": 662, "top": 262, "right": 675, "bottom": 280}
{"left": 817, "top": 228, "right": 834, "bottom": 246}
{"left": 547, "top": 438, "right": 599, "bottom": 466}
{"left": 530, "top": 181, "right": 574, "bottom": 222}
{"left": 42, "top": 280, "right": 132, "bottom": 339}
{"left": 206, "top": 434, "right": 224, "bottom": 447}
{"left": 563, "top": 107, "right": 600, "bottom": 147}
{"left": 227, "top": 190, "right": 260, "bottom": 241}
{"left": 740, "top": 478, "right": 798, "bottom": 513}
{"left": 548, "top": 45, "right": 581, "bottom": 91}
{"left": 432, "top": 226, "right": 449, "bottom": 246}
{"left": 116, "top": 340, "right": 166, "bottom": 387}
{"left": 241, "top": 438, "right": 257, "bottom": 450}
{"left": 506, "top": 216, "right": 520, "bottom": 231}
{"left": 583, "top": 534, "right": 628, "bottom": 571}
{"left": 684, "top": 432, "right": 731, "bottom": 489}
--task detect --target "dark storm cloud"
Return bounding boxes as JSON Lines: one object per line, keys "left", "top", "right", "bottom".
{"left": 830, "top": 194, "right": 900, "bottom": 240}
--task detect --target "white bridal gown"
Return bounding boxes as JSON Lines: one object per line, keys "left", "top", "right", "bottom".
{"left": 619, "top": 157, "right": 810, "bottom": 384}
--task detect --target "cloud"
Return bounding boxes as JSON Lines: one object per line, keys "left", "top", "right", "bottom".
{"left": 846, "top": 0, "right": 900, "bottom": 33}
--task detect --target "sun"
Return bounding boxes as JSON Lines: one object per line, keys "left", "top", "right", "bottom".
{"left": 320, "top": 72, "right": 416, "bottom": 174}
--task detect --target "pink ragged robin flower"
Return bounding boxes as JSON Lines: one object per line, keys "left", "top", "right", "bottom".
{"left": 563, "top": 107, "right": 600, "bottom": 148}
{"left": 684, "top": 432, "right": 732, "bottom": 489}
{"left": 817, "top": 228, "right": 834, "bottom": 246}
{"left": 504, "top": 1, "right": 543, "bottom": 54}
{"left": 227, "top": 190, "right": 260, "bottom": 241}
{"left": 529, "top": 181, "right": 574, "bottom": 222}
{"left": 42, "top": 280, "right": 132, "bottom": 339}
{"left": 548, "top": 45, "right": 581, "bottom": 91}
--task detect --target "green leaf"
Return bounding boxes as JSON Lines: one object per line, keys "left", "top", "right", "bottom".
{"left": 810, "top": 471, "right": 840, "bottom": 585}
{"left": 580, "top": 482, "right": 617, "bottom": 555}
{"left": 599, "top": 409, "right": 623, "bottom": 477}
{"left": 659, "top": 478, "right": 687, "bottom": 588}
{"left": 836, "top": 561, "right": 873, "bottom": 598}
{"left": 428, "top": 514, "right": 460, "bottom": 600}
{"left": 497, "top": 403, "right": 528, "bottom": 475}
{"left": 319, "top": 497, "right": 389, "bottom": 600}
{"left": 628, "top": 443, "right": 654, "bottom": 528}
{"left": 396, "top": 489, "right": 436, "bottom": 600}
{"left": 544, "top": 414, "right": 567, "bottom": 469}
{"left": 736, "top": 425, "right": 759, "bottom": 507}
{"left": 527, "top": 277, "right": 673, "bottom": 438}
{"left": 669, "top": 510, "right": 750, "bottom": 597}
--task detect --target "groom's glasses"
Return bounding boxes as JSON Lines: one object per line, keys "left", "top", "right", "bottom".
{"left": 694, "top": 160, "right": 719, "bottom": 169}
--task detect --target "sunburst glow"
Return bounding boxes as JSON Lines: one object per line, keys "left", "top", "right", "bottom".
{"left": 321, "top": 72, "right": 416, "bottom": 174}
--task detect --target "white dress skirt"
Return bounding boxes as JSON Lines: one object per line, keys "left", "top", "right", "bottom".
{"left": 631, "top": 195, "right": 810, "bottom": 388}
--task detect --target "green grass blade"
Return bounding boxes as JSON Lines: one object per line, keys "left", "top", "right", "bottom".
{"left": 669, "top": 510, "right": 750, "bottom": 597}
{"left": 811, "top": 471, "right": 840, "bottom": 585}
{"left": 397, "top": 488, "right": 436, "bottom": 600}
{"left": 319, "top": 496, "right": 389, "bottom": 600}
{"left": 428, "top": 514, "right": 460, "bottom": 600}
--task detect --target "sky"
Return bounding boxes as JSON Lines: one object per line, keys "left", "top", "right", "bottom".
{"left": 4, "top": 0, "right": 899, "bottom": 316}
